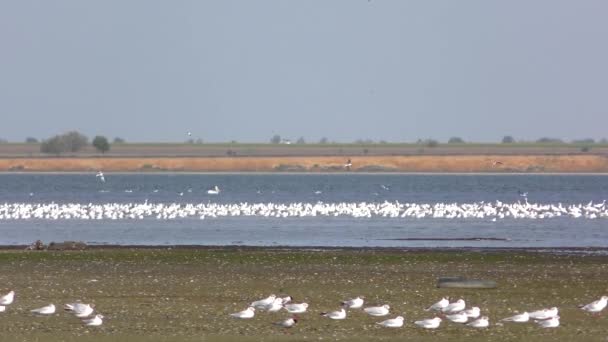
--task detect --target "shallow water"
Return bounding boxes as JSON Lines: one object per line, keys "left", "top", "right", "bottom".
{"left": 0, "top": 173, "right": 607, "bottom": 247}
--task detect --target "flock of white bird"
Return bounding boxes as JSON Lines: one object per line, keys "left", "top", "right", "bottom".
{"left": 0, "top": 200, "right": 606, "bottom": 221}
{"left": 0, "top": 290, "right": 103, "bottom": 327}
{"left": 230, "top": 294, "right": 608, "bottom": 330}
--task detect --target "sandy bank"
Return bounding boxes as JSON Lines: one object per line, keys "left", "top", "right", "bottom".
{"left": 1, "top": 155, "right": 608, "bottom": 172}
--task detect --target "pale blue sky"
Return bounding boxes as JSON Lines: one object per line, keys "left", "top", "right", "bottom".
{"left": 1, "top": 1, "right": 607, "bottom": 143}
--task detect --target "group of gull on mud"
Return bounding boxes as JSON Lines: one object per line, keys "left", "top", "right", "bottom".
{"left": 231, "top": 294, "right": 607, "bottom": 329}
{"left": 0, "top": 290, "right": 103, "bottom": 326}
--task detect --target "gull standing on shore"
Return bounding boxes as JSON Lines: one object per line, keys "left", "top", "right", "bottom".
{"left": 442, "top": 299, "right": 466, "bottom": 314}
{"left": 321, "top": 308, "right": 347, "bottom": 320}
{"left": 230, "top": 307, "right": 255, "bottom": 319}
{"left": 364, "top": 304, "right": 390, "bottom": 316}
{"left": 341, "top": 296, "right": 364, "bottom": 309}
{"left": 284, "top": 302, "right": 308, "bottom": 314}
{"left": 425, "top": 297, "right": 449, "bottom": 311}
{"left": 83, "top": 314, "right": 104, "bottom": 326}
{"left": 376, "top": 316, "right": 404, "bottom": 328}
{"left": 501, "top": 311, "right": 529, "bottom": 323}
{"left": 0, "top": 290, "right": 15, "bottom": 305}
{"left": 250, "top": 294, "right": 276, "bottom": 309}
{"left": 31, "top": 304, "right": 56, "bottom": 315}
{"left": 580, "top": 296, "right": 607, "bottom": 314}
{"left": 415, "top": 317, "right": 442, "bottom": 329}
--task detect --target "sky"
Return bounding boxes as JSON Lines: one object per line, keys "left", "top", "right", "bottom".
{"left": 1, "top": 0, "right": 607, "bottom": 143}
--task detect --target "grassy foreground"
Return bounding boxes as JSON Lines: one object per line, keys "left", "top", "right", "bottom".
{"left": 0, "top": 248, "right": 607, "bottom": 341}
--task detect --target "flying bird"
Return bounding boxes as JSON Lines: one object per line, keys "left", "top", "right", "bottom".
{"left": 96, "top": 171, "right": 105, "bottom": 183}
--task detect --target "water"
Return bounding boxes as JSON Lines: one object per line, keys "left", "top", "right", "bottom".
{"left": 0, "top": 173, "right": 607, "bottom": 248}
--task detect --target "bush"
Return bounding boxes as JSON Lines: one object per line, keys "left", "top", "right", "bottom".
{"left": 501, "top": 136, "right": 515, "bottom": 144}
{"left": 536, "top": 137, "right": 564, "bottom": 144}
{"left": 41, "top": 131, "right": 88, "bottom": 154}
{"left": 270, "top": 135, "right": 281, "bottom": 144}
{"left": 448, "top": 137, "right": 465, "bottom": 144}
{"left": 113, "top": 137, "right": 125, "bottom": 143}
{"left": 92, "top": 136, "right": 110, "bottom": 154}
{"left": 25, "top": 137, "right": 38, "bottom": 143}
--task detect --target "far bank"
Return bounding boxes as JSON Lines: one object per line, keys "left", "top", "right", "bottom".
{"left": 1, "top": 155, "right": 608, "bottom": 173}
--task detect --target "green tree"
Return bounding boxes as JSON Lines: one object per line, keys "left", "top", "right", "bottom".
{"left": 25, "top": 137, "right": 38, "bottom": 143}
{"left": 40, "top": 131, "right": 88, "bottom": 154}
{"left": 113, "top": 137, "right": 125, "bottom": 143}
{"left": 501, "top": 136, "right": 515, "bottom": 143}
{"left": 270, "top": 134, "right": 281, "bottom": 144}
{"left": 448, "top": 137, "right": 465, "bottom": 144}
{"left": 296, "top": 137, "right": 306, "bottom": 144}
{"left": 92, "top": 136, "right": 110, "bottom": 154}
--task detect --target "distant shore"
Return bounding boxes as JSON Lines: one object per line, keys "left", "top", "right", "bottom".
{"left": 1, "top": 155, "right": 608, "bottom": 173}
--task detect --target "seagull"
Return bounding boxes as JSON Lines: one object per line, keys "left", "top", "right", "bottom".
{"left": 95, "top": 171, "right": 105, "bottom": 183}
{"left": 414, "top": 317, "right": 442, "bottom": 329}
{"left": 284, "top": 303, "right": 308, "bottom": 314}
{"left": 64, "top": 302, "right": 95, "bottom": 318}
{"left": 279, "top": 296, "right": 293, "bottom": 305}
{"left": 344, "top": 159, "right": 352, "bottom": 170}
{"left": 529, "top": 307, "right": 558, "bottom": 320}
{"left": 83, "top": 314, "right": 104, "bottom": 326}
{"left": 445, "top": 311, "right": 469, "bottom": 323}
{"left": 501, "top": 311, "right": 529, "bottom": 323}
{"left": 230, "top": 307, "right": 255, "bottom": 319}
{"left": 580, "top": 296, "right": 608, "bottom": 314}
{"left": 463, "top": 306, "right": 480, "bottom": 319}
{"left": 364, "top": 304, "right": 390, "bottom": 316}
{"left": 536, "top": 316, "right": 560, "bottom": 328}
{"left": 250, "top": 294, "right": 276, "bottom": 309}
{"left": 0, "top": 290, "right": 15, "bottom": 305}
{"left": 265, "top": 298, "right": 284, "bottom": 313}
{"left": 341, "top": 296, "right": 364, "bottom": 309}
{"left": 466, "top": 316, "right": 489, "bottom": 328}
{"left": 442, "top": 299, "right": 466, "bottom": 314}
{"left": 518, "top": 190, "right": 528, "bottom": 197}
{"left": 187, "top": 132, "right": 192, "bottom": 136}
{"left": 314, "top": 190, "right": 323, "bottom": 195}
{"left": 425, "top": 297, "right": 449, "bottom": 311}
{"left": 275, "top": 317, "right": 298, "bottom": 328}
{"left": 207, "top": 186, "right": 220, "bottom": 195}
{"left": 31, "top": 304, "right": 56, "bottom": 315}
{"left": 321, "top": 308, "right": 347, "bottom": 320}
{"left": 0, "top": 306, "right": 5, "bottom": 313}
{"left": 376, "top": 316, "right": 404, "bottom": 328}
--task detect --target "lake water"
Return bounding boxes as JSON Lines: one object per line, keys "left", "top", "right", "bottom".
{"left": 0, "top": 173, "right": 607, "bottom": 248}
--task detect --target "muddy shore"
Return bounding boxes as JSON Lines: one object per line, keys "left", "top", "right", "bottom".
{"left": 0, "top": 248, "right": 606, "bottom": 341}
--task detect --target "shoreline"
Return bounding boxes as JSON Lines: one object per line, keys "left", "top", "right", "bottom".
{"left": 1, "top": 154, "right": 608, "bottom": 173}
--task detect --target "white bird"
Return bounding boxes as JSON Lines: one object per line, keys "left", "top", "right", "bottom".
{"left": 230, "top": 307, "right": 255, "bottom": 319}
{"left": 501, "top": 311, "right": 529, "bottom": 323}
{"left": 207, "top": 186, "right": 220, "bottom": 195}
{"left": 321, "top": 308, "right": 347, "bottom": 320}
{"left": 445, "top": 311, "right": 469, "bottom": 323}
{"left": 284, "top": 303, "right": 308, "bottom": 314}
{"left": 376, "top": 316, "right": 404, "bottom": 328}
{"left": 580, "top": 296, "right": 608, "bottom": 314}
{"left": 466, "top": 316, "right": 489, "bottom": 328}
{"left": 463, "top": 306, "right": 480, "bottom": 319}
{"left": 251, "top": 294, "right": 276, "bottom": 309}
{"left": 83, "top": 314, "right": 104, "bottom": 326}
{"left": 64, "top": 302, "right": 94, "bottom": 318}
{"left": 414, "top": 317, "right": 442, "bottom": 329}
{"left": 341, "top": 296, "right": 364, "bottom": 309}
{"left": 31, "top": 304, "right": 56, "bottom": 315}
{"left": 536, "top": 316, "right": 560, "bottom": 328}
{"left": 187, "top": 132, "right": 192, "bottom": 136}
{"left": 279, "top": 296, "right": 293, "bottom": 305}
{"left": 275, "top": 317, "right": 298, "bottom": 328}
{"left": 442, "top": 299, "right": 466, "bottom": 314}
{"left": 0, "top": 306, "right": 5, "bottom": 313}
{"left": 529, "top": 307, "right": 558, "bottom": 320}
{"left": 0, "top": 290, "right": 15, "bottom": 305}
{"left": 364, "top": 304, "right": 390, "bottom": 316}
{"left": 265, "top": 298, "right": 284, "bottom": 313}
{"left": 425, "top": 297, "right": 449, "bottom": 311}
{"left": 95, "top": 171, "right": 105, "bottom": 183}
